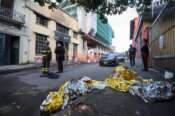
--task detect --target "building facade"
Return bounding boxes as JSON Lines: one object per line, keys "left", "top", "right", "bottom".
{"left": 150, "top": 1, "right": 175, "bottom": 71}
{"left": 0, "top": 0, "right": 83, "bottom": 65}
{"left": 0, "top": 0, "right": 26, "bottom": 65}
{"left": 130, "top": 0, "right": 167, "bottom": 61}
{"left": 62, "top": 2, "right": 114, "bottom": 62}
{"left": 130, "top": 17, "right": 152, "bottom": 59}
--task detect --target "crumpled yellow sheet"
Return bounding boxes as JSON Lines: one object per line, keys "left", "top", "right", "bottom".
{"left": 106, "top": 78, "right": 137, "bottom": 92}
{"left": 107, "top": 66, "right": 153, "bottom": 92}
{"left": 40, "top": 66, "right": 153, "bottom": 113}
{"left": 112, "top": 66, "right": 138, "bottom": 81}
{"left": 40, "top": 82, "right": 69, "bottom": 112}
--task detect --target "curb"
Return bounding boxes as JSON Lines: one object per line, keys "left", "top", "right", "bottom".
{"left": 0, "top": 63, "right": 78, "bottom": 75}
{"left": 0, "top": 65, "right": 38, "bottom": 75}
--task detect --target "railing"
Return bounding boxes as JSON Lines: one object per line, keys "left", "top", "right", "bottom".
{"left": 0, "top": 7, "right": 25, "bottom": 24}
{"left": 55, "top": 31, "right": 71, "bottom": 43}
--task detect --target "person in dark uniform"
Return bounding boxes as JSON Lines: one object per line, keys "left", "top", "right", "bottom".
{"left": 41, "top": 41, "right": 52, "bottom": 75}
{"left": 128, "top": 44, "right": 136, "bottom": 67}
{"left": 141, "top": 39, "right": 149, "bottom": 71}
{"left": 55, "top": 41, "right": 65, "bottom": 73}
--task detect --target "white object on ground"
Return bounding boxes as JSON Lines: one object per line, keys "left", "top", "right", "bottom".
{"left": 164, "top": 70, "right": 174, "bottom": 79}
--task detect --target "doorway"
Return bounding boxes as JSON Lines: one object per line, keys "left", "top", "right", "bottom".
{"left": 0, "top": 33, "right": 19, "bottom": 65}
{"left": 64, "top": 43, "right": 69, "bottom": 61}
{"left": 0, "top": 33, "right": 5, "bottom": 65}
{"left": 73, "top": 43, "right": 78, "bottom": 62}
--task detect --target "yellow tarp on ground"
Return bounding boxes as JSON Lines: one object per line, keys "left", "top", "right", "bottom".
{"left": 41, "top": 82, "right": 69, "bottom": 112}
{"left": 40, "top": 66, "right": 153, "bottom": 113}
{"left": 106, "top": 78, "right": 137, "bottom": 92}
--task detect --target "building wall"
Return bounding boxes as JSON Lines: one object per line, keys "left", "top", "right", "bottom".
{"left": 135, "top": 21, "right": 151, "bottom": 59}
{"left": 131, "top": 17, "right": 139, "bottom": 58}
{"left": 24, "top": 0, "right": 56, "bottom": 63}
{"left": 95, "top": 15, "right": 113, "bottom": 47}
{"left": 131, "top": 16, "right": 151, "bottom": 59}
{"left": 150, "top": 4, "right": 175, "bottom": 70}
{"left": 0, "top": 0, "right": 29, "bottom": 64}
{"left": 77, "top": 8, "right": 97, "bottom": 35}
{"left": 11, "top": 0, "right": 83, "bottom": 64}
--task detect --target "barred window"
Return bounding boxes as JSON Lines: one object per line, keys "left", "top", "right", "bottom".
{"left": 36, "top": 13, "right": 48, "bottom": 27}
{"left": 35, "top": 34, "right": 47, "bottom": 54}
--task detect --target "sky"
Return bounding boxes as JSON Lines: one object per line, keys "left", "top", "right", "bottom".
{"left": 108, "top": 8, "right": 138, "bottom": 53}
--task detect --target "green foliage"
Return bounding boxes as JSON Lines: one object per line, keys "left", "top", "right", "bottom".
{"left": 34, "top": 0, "right": 153, "bottom": 23}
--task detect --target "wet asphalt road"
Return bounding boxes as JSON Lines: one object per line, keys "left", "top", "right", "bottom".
{"left": 0, "top": 63, "right": 112, "bottom": 116}
{"left": 1, "top": 63, "right": 175, "bottom": 116}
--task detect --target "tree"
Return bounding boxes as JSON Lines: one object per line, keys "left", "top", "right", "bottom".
{"left": 34, "top": 0, "right": 153, "bottom": 23}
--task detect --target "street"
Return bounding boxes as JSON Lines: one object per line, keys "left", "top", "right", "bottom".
{"left": 0, "top": 63, "right": 175, "bottom": 116}
{"left": 0, "top": 63, "right": 112, "bottom": 116}
{"left": 0, "top": 0, "right": 175, "bottom": 116}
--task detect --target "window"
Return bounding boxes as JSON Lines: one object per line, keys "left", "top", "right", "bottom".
{"left": 35, "top": 34, "right": 47, "bottom": 54}
{"left": 36, "top": 13, "right": 48, "bottom": 27}
{"left": 73, "top": 31, "right": 78, "bottom": 38}
{"left": 56, "top": 24, "right": 69, "bottom": 34}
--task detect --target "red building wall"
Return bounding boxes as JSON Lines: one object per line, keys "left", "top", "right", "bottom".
{"left": 131, "top": 17, "right": 150, "bottom": 59}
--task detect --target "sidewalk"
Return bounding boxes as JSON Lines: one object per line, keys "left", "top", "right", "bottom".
{"left": 0, "top": 61, "right": 77, "bottom": 75}
{"left": 127, "top": 59, "right": 174, "bottom": 81}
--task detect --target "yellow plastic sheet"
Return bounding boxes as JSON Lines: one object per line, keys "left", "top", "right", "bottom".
{"left": 108, "top": 66, "right": 153, "bottom": 92}
{"left": 106, "top": 78, "right": 137, "bottom": 92}
{"left": 41, "top": 82, "right": 69, "bottom": 112}
{"left": 41, "top": 66, "right": 153, "bottom": 113}
{"left": 112, "top": 66, "right": 138, "bottom": 81}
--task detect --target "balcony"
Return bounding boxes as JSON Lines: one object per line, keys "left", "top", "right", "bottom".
{"left": 0, "top": 7, "right": 25, "bottom": 25}
{"left": 55, "top": 31, "right": 70, "bottom": 43}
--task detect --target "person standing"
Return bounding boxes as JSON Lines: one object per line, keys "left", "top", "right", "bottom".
{"left": 41, "top": 41, "right": 52, "bottom": 75}
{"left": 55, "top": 41, "right": 65, "bottom": 73}
{"left": 128, "top": 45, "right": 136, "bottom": 67}
{"left": 141, "top": 39, "right": 149, "bottom": 71}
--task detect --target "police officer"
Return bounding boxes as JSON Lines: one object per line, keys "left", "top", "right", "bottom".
{"left": 55, "top": 41, "right": 65, "bottom": 73}
{"left": 41, "top": 41, "right": 52, "bottom": 75}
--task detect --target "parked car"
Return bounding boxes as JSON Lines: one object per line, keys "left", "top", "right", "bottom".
{"left": 118, "top": 56, "right": 125, "bottom": 62}
{"left": 99, "top": 53, "right": 119, "bottom": 66}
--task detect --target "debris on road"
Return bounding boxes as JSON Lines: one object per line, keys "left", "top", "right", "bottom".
{"left": 129, "top": 81, "right": 175, "bottom": 103}
{"left": 164, "top": 70, "right": 174, "bottom": 79}
{"left": 40, "top": 66, "right": 175, "bottom": 114}
{"left": 40, "top": 76, "right": 106, "bottom": 113}
{"left": 40, "top": 82, "right": 69, "bottom": 112}
{"left": 112, "top": 66, "right": 138, "bottom": 81}
{"left": 106, "top": 78, "right": 137, "bottom": 92}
